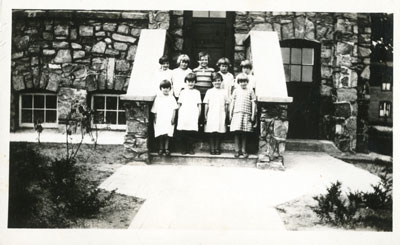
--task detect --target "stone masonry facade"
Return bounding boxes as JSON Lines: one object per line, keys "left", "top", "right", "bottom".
{"left": 11, "top": 10, "right": 373, "bottom": 157}
{"left": 232, "top": 12, "right": 372, "bottom": 152}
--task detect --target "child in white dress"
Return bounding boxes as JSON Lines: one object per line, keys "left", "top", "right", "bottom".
{"left": 203, "top": 72, "right": 229, "bottom": 155}
{"left": 155, "top": 55, "right": 173, "bottom": 94}
{"left": 171, "top": 54, "right": 192, "bottom": 98}
{"left": 230, "top": 73, "right": 256, "bottom": 158}
{"left": 216, "top": 57, "right": 235, "bottom": 100}
{"left": 177, "top": 73, "right": 202, "bottom": 154}
{"left": 151, "top": 80, "right": 178, "bottom": 156}
{"left": 237, "top": 60, "right": 256, "bottom": 92}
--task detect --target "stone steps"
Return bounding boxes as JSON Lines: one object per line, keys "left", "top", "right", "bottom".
{"left": 149, "top": 152, "right": 258, "bottom": 167}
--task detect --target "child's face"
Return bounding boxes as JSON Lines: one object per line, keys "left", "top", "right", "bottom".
{"left": 161, "top": 86, "right": 171, "bottom": 95}
{"left": 242, "top": 67, "right": 251, "bottom": 75}
{"left": 186, "top": 79, "right": 196, "bottom": 89}
{"left": 213, "top": 78, "right": 222, "bottom": 89}
{"left": 179, "top": 60, "right": 189, "bottom": 69}
{"left": 161, "top": 62, "right": 169, "bottom": 71}
{"left": 238, "top": 80, "right": 248, "bottom": 89}
{"left": 219, "top": 64, "right": 228, "bottom": 73}
{"left": 199, "top": 56, "right": 208, "bottom": 68}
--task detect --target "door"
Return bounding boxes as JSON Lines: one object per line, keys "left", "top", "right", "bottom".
{"left": 280, "top": 39, "right": 321, "bottom": 139}
{"left": 183, "top": 11, "right": 234, "bottom": 70}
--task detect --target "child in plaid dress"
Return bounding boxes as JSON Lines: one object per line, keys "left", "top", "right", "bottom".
{"left": 230, "top": 73, "right": 256, "bottom": 158}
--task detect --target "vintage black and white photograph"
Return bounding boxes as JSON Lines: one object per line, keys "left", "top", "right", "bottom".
{"left": 0, "top": 0, "right": 397, "bottom": 244}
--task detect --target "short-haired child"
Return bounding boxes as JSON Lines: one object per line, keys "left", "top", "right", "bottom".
{"left": 171, "top": 54, "right": 192, "bottom": 98}
{"left": 193, "top": 51, "right": 214, "bottom": 96}
{"left": 216, "top": 57, "right": 235, "bottom": 100}
{"left": 155, "top": 55, "right": 173, "bottom": 93}
{"left": 151, "top": 80, "right": 178, "bottom": 156}
{"left": 230, "top": 73, "right": 256, "bottom": 158}
{"left": 177, "top": 73, "right": 202, "bottom": 154}
{"left": 238, "top": 60, "right": 256, "bottom": 92}
{"left": 203, "top": 72, "right": 229, "bottom": 155}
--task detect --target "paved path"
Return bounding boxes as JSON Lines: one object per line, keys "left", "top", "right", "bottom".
{"left": 99, "top": 151, "right": 380, "bottom": 230}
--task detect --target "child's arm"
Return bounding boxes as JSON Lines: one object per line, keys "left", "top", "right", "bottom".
{"left": 171, "top": 109, "right": 176, "bottom": 125}
{"left": 251, "top": 100, "right": 256, "bottom": 123}
{"left": 204, "top": 103, "right": 209, "bottom": 123}
{"left": 197, "top": 103, "right": 202, "bottom": 121}
{"left": 153, "top": 113, "right": 157, "bottom": 125}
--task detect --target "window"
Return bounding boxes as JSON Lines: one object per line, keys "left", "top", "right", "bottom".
{"left": 91, "top": 94, "right": 126, "bottom": 130}
{"left": 19, "top": 93, "right": 58, "bottom": 127}
{"left": 281, "top": 47, "right": 314, "bottom": 82}
{"left": 192, "top": 11, "right": 226, "bottom": 18}
{"left": 379, "top": 101, "right": 391, "bottom": 118}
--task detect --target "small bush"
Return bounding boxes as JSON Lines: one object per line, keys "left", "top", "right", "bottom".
{"left": 312, "top": 171, "right": 392, "bottom": 230}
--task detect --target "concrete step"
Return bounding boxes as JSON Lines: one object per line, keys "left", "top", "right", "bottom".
{"left": 286, "top": 139, "right": 342, "bottom": 153}
{"left": 150, "top": 152, "right": 257, "bottom": 167}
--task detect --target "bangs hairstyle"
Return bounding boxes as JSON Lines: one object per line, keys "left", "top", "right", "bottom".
{"left": 159, "top": 80, "right": 172, "bottom": 89}
{"left": 236, "top": 73, "right": 249, "bottom": 83}
{"left": 211, "top": 72, "right": 223, "bottom": 81}
{"left": 184, "top": 72, "right": 196, "bottom": 83}
{"left": 177, "top": 54, "right": 190, "bottom": 65}
{"left": 159, "top": 55, "right": 169, "bottom": 65}
{"left": 198, "top": 51, "right": 209, "bottom": 60}
{"left": 216, "top": 57, "right": 231, "bottom": 67}
{"left": 240, "top": 60, "right": 252, "bottom": 69}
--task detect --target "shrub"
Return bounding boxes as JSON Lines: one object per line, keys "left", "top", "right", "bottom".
{"left": 312, "top": 171, "right": 392, "bottom": 230}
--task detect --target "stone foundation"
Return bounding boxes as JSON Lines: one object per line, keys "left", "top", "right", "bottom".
{"left": 123, "top": 101, "right": 150, "bottom": 162}
{"left": 257, "top": 104, "right": 289, "bottom": 170}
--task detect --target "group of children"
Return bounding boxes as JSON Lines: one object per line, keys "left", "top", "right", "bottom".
{"left": 151, "top": 51, "right": 256, "bottom": 158}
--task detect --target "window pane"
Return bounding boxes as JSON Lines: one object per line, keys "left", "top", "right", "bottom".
{"left": 118, "top": 112, "right": 126, "bottom": 125}
{"left": 118, "top": 97, "right": 124, "bottom": 110}
{"left": 281, "top": 48, "right": 290, "bottom": 64}
{"left": 106, "top": 97, "right": 117, "bottom": 110}
{"left": 93, "top": 111, "right": 104, "bottom": 124}
{"left": 34, "top": 95, "right": 44, "bottom": 108}
{"left": 93, "top": 96, "right": 105, "bottom": 110}
{"left": 193, "top": 11, "right": 209, "bottom": 18}
{"left": 291, "top": 48, "right": 302, "bottom": 64}
{"left": 21, "top": 95, "right": 32, "bottom": 108}
{"left": 284, "top": 64, "right": 290, "bottom": 82}
{"left": 46, "top": 95, "right": 57, "bottom": 109}
{"left": 302, "top": 66, "right": 313, "bottom": 82}
{"left": 209, "top": 11, "right": 226, "bottom": 18}
{"left": 290, "top": 65, "right": 301, "bottom": 81}
{"left": 302, "top": 48, "right": 314, "bottom": 65}
{"left": 21, "top": 109, "right": 32, "bottom": 123}
{"left": 45, "top": 110, "right": 57, "bottom": 123}
{"left": 33, "top": 109, "right": 44, "bottom": 123}
{"left": 106, "top": 111, "right": 117, "bottom": 124}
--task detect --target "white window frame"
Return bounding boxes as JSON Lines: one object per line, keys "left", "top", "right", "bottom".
{"left": 91, "top": 94, "right": 126, "bottom": 130}
{"left": 281, "top": 47, "right": 315, "bottom": 83}
{"left": 379, "top": 101, "right": 392, "bottom": 118}
{"left": 19, "top": 93, "right": 58, "bottom": 128}
{"left": 192, "top": 11, "right": 226, "bottom": 18}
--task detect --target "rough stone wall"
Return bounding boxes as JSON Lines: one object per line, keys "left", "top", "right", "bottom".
{"left": 258, "top": 103, "right": 288, "bottom": 170}
{"left": 234, "top": 11, "right": 371, "bottom": 152}
{"left": 10, "top": 10, "right": 172, "bottom": 131}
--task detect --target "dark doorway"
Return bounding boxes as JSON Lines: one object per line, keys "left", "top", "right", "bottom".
{"left": 183, "top": 11, "right": 234, "bottom": 70}
{"left": 280, "top": 39, "right": 321, "bottom": 139}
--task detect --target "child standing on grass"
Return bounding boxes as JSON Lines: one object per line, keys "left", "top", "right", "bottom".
{"left": 216, "top": 57, "right": 235, "bottom": 100}
{"left": 151, "top": 80, "right": 178, "bottom": 156}
{"left": 203, "top": 72, "right": 229, "bottom": 155}
{"left": 171, "top": 54, "right": 192, "bottom": 98}
{"left": 177, "top": 73, "right": 202, "bottom": 155}
{"left": 230, "top": 73, "right": 256, "bottom": 158}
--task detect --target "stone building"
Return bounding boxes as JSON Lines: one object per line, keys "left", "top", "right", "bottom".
{"left": 10, "top": 10, "right": 392, "bottom": 161}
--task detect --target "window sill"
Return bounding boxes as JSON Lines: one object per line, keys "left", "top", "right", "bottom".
{"left": 9, "top": 128, "right": 125, "bottom": 145}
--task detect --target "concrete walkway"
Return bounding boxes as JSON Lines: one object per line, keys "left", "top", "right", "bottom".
{"left": 99, "top": 151, "right": 380, "bottom": 231}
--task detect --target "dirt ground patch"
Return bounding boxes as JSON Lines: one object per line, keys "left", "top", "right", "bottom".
{"left": 9, "top": 142, "right": 144, "bottom": 229}
{"left": 275, "top": 159, "right": 392, "bottom": 231}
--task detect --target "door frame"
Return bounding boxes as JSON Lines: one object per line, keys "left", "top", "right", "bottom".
{"left": 183, "top": 11, "right": 234, "bottom": 71}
